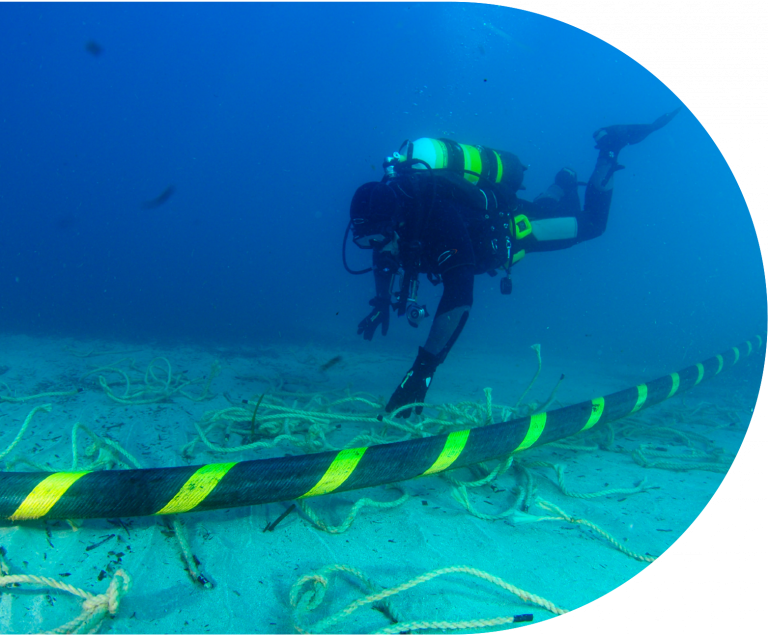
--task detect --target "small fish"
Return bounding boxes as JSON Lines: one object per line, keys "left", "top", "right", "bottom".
{"left": 85, "top": 40, "right": 104, "bottom": 56}
{"left": 141, "top": 185, "right": 176, "bottom": 209}
{"left": 320, "top": 356, "right": 342, "bottom": 372}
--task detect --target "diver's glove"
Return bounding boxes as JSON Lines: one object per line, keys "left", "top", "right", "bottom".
{"left": 357, "top": 295, "right": 390, "bottom": 340}
{"left": 555, "top": 167, "right": 579, "bottom": 193}
{"left": 385, "top": 346, "right": 440, "bottom": 418}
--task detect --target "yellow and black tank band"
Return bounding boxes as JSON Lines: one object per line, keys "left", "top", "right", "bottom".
{"left": 0, "top": 336, "right": 762, "bottom": 522}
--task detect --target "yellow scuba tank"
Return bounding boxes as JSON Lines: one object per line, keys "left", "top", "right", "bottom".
{"left": 389, "top": 138, "right": 527, "bottom": 191}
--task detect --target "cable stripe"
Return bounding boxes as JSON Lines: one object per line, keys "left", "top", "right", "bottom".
{"left": 154, "top": 463, "right": 237, "bottom": 515}
{"left": 695, "top": 363, "right": 705, "bottom": 385}
{"left": 10, "top": 472, "right": 90, "bottom": 521}
{"left": 668, "top": 373, "right": 680, "bottom": 398}
{"left": 422, "top": 429, "right": 470, "bottom": 475}
{"left": 581, "top": 398, "right": 604, "bottom": 431}
{"left": 732, "top": 347, "right": 740, "bottom": 364}
{"left": 300, "top": 447, "right": 367, "bottom": 498}
{"left": 630, "top": 384, "right": 648, "bottom": 414}
{"left": 715, "top": 355, "right": 724, "bottom": 375}
{"left": 515, "top": 413, "right": 546, "bottom": 451}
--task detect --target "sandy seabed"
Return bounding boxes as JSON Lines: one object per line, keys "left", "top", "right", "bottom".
{"left": 0, "top": 332, "right": 759, "bottom": 634}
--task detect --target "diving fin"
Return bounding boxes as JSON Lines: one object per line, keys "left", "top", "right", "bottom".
{"left": 593, "top": 107, "right": 682, "bottom": 186}
{"left": 593, "top": 107, "right": 682, "bottom": 154}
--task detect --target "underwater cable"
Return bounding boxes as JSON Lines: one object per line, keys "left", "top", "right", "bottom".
{"left": 0, "top": 335, "right": 762, "bottom": 521}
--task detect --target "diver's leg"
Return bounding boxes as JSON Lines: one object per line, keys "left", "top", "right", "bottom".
{"left": 581, "top": 108, "right": 682, "bottom": 241}
{"left": 424, "top": 306, "right": 470, "bottom": 358}
{"left": 580, "top": 150, "right": 615, "bottom": 241}
{"left": 385, "top": 265, "right": 473, "bottom": 418}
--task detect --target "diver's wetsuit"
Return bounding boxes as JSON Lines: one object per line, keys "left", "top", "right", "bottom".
{"left": 353, "top": 108, "right": 680, "bottom": 417}
{"left": 370, "top": 149, "right": 615, "bottom": 360}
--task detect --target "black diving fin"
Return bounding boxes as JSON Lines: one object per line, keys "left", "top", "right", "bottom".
{"left": 593, "top": 107, "right": 682, "bottom": 185}
{"left": 593, "top": 107, "right": 682, "bottom": 153}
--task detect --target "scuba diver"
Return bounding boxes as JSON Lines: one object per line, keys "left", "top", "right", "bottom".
{"left": 344, "top": 109, "right": 681, "bottom": 418}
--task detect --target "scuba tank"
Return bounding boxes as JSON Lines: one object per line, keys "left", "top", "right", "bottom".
{"left": 386, "top": 138, "right": 527, "bottom": 193}
{"left": 379, "top": 138, "right": 532, "bottom": 304}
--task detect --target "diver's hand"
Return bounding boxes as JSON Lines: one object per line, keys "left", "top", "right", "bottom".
{"left": 385, "top": 347, "right": 440, "bottom": 418}
{"left": 357, "top": 296, "right": 390, "bottom": 340}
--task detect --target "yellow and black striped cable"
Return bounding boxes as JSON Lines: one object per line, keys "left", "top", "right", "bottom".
{"left": 0, "top": 336, "right": 762, "bottom": 521}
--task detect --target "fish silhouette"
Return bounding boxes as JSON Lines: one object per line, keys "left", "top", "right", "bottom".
{"left": 141, "top": 185, "right": 176, "bottom": 210}
{"left": 85, "top": 40, "right": 104, "bottom": 56}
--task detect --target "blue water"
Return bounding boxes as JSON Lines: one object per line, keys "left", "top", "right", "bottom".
{"left": 0, "top": 5, "right": 765, "bottom": 633}
{"left": 0, "top": 2, "right": 763, "bottom": 368}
